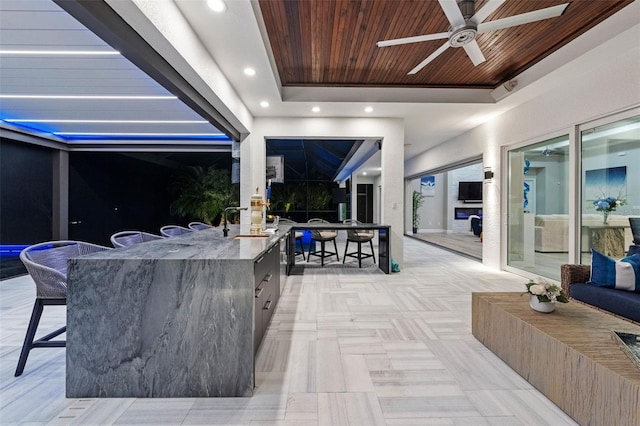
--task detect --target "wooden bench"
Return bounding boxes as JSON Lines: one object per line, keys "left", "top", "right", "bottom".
{"left": 472, "top": 292, "right": 640, "bottom": 426}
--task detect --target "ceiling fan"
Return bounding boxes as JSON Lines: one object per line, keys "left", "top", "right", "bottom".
{"left": 541, "top": 146, "right": 564, "bottom": 156}
{"left": 376, "top": 0, "right": 570, "bottom": 74}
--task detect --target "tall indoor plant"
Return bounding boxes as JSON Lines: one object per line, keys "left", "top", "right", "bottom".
{"left": 412, "top": 190, "right": 425, "bottom": 233}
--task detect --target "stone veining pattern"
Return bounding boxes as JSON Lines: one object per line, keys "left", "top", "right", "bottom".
{"left": 66, "top": 226, "right": 283, "bottom": 398}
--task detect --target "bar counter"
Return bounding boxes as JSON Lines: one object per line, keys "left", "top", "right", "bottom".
{"left": 66, "top": 225, "right": 287, "bottom": 398}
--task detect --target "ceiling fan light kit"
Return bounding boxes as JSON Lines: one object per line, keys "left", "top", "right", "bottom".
{"left": 377, "top": 0, "right": 570, "bottom": 75}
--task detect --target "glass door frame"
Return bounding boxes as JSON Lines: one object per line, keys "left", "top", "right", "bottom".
{"left": 502, "top": 105, "right": 640, "bottom": 279}
{"left": 576, "top": 106, "right": 640, "bottom": 264}
{"left": 501, "top": 128, "right": 576, "bottom": 280}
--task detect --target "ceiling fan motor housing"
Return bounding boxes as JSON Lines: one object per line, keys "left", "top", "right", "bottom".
{"left": 457, "top": 0, "right": 475, "bottom": 19}
{"left": 450, "top": 0, "right": 477, "bottom": 47}
{"left": 449, "top": 23, "right": 477, "bottom": 47}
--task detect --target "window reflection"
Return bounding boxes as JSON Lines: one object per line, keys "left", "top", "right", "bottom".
{"left": 580, "top": 115, "right": 640, "bottom": 263}
{"left": 507, "top": 135, "right": 569, "bottom": 281}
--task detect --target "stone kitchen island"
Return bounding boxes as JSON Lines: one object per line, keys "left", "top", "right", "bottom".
{"left": 66, "top": 225, "right": 287, "bottom": 398}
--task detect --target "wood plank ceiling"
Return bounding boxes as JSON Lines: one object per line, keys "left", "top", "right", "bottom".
{"left": 258, "top": 0, "right": 633, "bottom": 89}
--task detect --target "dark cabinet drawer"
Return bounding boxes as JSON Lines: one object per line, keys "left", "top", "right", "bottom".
{"left": 253, "top": 242, "right": 280, "bottom": 356}
{"left": 253, "top": 278, "right": 270, "bottom": 355}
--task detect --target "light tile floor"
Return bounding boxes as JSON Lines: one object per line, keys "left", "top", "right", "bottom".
{"left": 0, "top": 238, "right": 577, "bottom": 425}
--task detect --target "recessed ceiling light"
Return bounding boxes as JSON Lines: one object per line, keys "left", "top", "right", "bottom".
{"left": 0, "top": 95, "right": 176, "bottom": 100}
{"left": 243, "top": 67, "right": 256, "bottom": 76}
{"left": 206, "top": 0, "right": 226, "bottom": 12}
{"left": 364, "top": 106, "right": 373, "bottom": 113}
{"left": 362, "top": 172, "right": 367, "bottom": 175}
{"left": 260, "top": 101, "right": 270, "bottom": 108}
{"left": 312, "top": 106, "right": 321, "bottom": 113}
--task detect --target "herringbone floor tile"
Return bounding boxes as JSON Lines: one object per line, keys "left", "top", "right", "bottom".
{"left": 0, "top": 238, "right": 576, "bottom": 425}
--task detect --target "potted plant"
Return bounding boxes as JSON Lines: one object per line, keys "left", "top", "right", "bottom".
{"left": 412, "top": 190, "right": 425, "bottom": 233}
{"left": 524, "top": 277, "right": 569, "bottom": 313}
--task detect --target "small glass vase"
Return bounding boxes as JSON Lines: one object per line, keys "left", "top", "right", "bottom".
{"left": 529, "top": 294, "right": 556, "bottom": 313}
{"left": 602, "top": 211, "right": 609, "bottom": 225}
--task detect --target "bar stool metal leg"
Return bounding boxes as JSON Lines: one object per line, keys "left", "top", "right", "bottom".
{"left": 15, "top": 298, "right": 66, "bottom": 377}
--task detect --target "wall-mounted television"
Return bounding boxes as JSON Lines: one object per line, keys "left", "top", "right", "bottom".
{"left": 458, "top": 181, "right": 483, "bottom": 202}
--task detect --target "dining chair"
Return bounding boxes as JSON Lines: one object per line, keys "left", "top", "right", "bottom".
{"left": 160, "top": 225, "right": 194, "bottom": 237}
{"left": 16, "top": 240, "right": 111, "bottom": 376}
{"left": 110, "top": 230, "right": 163, "bottom": 248}
{"left": 343, "top": 219, "right": 376, "bottom": 268}
{"left": 307, "top": 218, "right": 339, "bottom": 266}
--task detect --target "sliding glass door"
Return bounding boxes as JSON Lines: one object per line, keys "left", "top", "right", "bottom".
{"left": 580, "top": 114, "right": 639, "bottom": 263}
{"left": 506, "top": 135, "right": 569, "bottom": 280}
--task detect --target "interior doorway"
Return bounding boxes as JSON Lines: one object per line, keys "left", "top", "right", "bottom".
{"left": 407, "top": 160, "right": 483, "bottom": 261}
{"left": 357, "top": 184, "right": 374, "bottom": 223}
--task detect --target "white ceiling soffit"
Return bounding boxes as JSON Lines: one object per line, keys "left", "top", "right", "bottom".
{"left": 0, "top": 0, "right": 231, "bottom": 146}
{"left": 177, "top": 0, "right": 639, "bottom": 159}
{"left": 281, "top": 86, "right": 495, "bottom": 104}
{"left": 334, "top": 139, "right": 381, "bottom": 183}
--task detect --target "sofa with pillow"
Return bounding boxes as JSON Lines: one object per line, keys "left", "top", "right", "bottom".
{"left": 561, "top": 251, "right": 640, "bottom": 324}
{"left": 535, "top": 214, "right": 634, "bottom": 252}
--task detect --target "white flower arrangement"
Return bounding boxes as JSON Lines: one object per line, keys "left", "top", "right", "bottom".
{"left": 525, "top": 278, "right": 569, "bottom": 303}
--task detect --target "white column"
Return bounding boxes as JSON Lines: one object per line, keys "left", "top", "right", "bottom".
{"left": 380, "top": 125, "right": 405, "bottom": 267}
{"left": 239, "top": 133, "right": 265, "bottom": 225}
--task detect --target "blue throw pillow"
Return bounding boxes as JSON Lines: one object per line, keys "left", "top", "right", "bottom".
{"left": 589, "top": 249, "right": 640, "bottom": 293}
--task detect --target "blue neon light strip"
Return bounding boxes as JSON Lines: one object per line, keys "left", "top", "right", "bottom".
{"left": 0, "top": 244, "right": 29, "bottom": 258}
{"left": 60, "top": 134, "right": 232, "bottom": 141}
{"left": 1, "top": 119, "right": 233, "bottom": 142}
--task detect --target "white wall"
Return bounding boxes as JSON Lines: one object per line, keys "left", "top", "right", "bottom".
{"left": 527, "top": 157, "right": 569, "bottom": 215}
{"left": 448, "top": 164, "right": 484, "bottom": 233}
{"left": 248, "top": 118, "right": 406, "bottom": 266}
{"left": 411, "top": 164, "right": 483, "bottom": 233}
{"left": 424, "top": 173, "right": 446, "bottom": 231}
{"left": 410, "top": 174, "right": 446, "bottom": 231}
{"left": 405, "top": 24, "right": 640, "bottom": 269}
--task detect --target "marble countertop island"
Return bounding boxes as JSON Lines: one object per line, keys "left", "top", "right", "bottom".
{"left": 66, "top": 225, "right": 287, "bottom": 398}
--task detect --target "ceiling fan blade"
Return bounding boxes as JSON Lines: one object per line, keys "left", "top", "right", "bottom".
{"left": 470, "top": 0, "right": 506, "bottom": 24}
{"left": 408, "top": 42, "right": 450, "bottom": 75}
{"left": 477, "top": 3, "right": 569, "bottom": 33}
{"left": 376, "top": 32, "right": 448, "bottom": 48}
{"left": 463, "top": 40, "right": 486, "bottom": 66}
{"left": 438, "top": 0, "right": 465, "bottom": 27}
